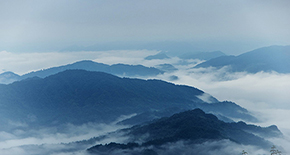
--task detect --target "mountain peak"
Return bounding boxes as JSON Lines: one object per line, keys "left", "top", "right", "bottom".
{"left": 0, "top": 71, "right": 21, "bottom": 84}
{"left": 195, "top": 45, "right": 290, "bottom": 73}
{"left": 12, "top": 60, "right": 163, "bottom": 82}
{"left": 145, "top": 52, "right": 170, "bottom": 60}
{"left": 88, "top": 109, "right": 278, "bottom": 154}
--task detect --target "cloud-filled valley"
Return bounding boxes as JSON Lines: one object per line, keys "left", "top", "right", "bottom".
{"left": 1, "top": 49, "right": 289, "bottom": 122}
{"left": 0, "top": 116, "right": 131, "bottom": 155}
{"left": 0, "top": 47, "right": 290, "bottom": 154}
{"left": 1, "top": 1, "right": 289, "bottom": 154}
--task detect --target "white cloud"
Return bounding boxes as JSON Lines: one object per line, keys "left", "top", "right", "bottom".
{"left": 197, "top": 93, "right": 214, "bottom": 103}
{"left": 3, "top": 50, "right": 287, "bottom": 125}
{"left": 0, "top": 120, "right": 130, "bottom": 154}
{"left": 0, "top": 50, "right": 158, "bottom": 75}
{"left": 153, "top": 66, "right": 290, "bottom": 153}
{"left": 155, "top": 140, "right": 268, "bottom": 155}
{"left": 0, "top": 113, "right": 136, "bottom": 155}
{"left": 157, "top": 68, "right": 290, "bottom": 110}
{"left": 0, "top": 119, "right": 130, "bottom": 150}
{"left": 88, "top": 140, "right": 270, "bottom": 155}
{"left": 1, "top": 49, "right": 290, "bottom": 153}
{"left": 91, "top": 50, "right": 159, "bottom": 65}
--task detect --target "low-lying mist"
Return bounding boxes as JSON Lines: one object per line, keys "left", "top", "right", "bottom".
{"left": 1, "top": 50, "right": 290, "bottom": 154}
{"left": 152, "top": 62, "right": 290, "bottom": 154}
{"left": 0, "top": 117, "right": 131, "bottom": 155}
{"left": 88, "top": 140, "right": 270, "bottom": 155}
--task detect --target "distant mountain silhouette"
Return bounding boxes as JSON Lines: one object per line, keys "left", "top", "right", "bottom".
{"left": 88, "top": 109, "right": 280, "bottom": 154}
{"left": 145, "top": 52, "right": 170, "bottom": 60}
{"left": 195, "top": 45, "right": 290, "bottom": 73}
{"left": 0, "top": 71, "right": 21, "bottom": 84}
{"left": 155, "top": 64, "right": 178, "bottom": 73}
{"left": 21, "top": 60, "right": 164, "bottom": 79}
{"left": 179, "top": 51, "right": 226, "bottom": 60}
{"left": 0, "top": 70, "right": 255, "bottom": 131}
{"left": 0, "top": 60, "right": 164, "bottom": 84}
{"left": 118, "top": 101, "right": 257, "bottom": 126}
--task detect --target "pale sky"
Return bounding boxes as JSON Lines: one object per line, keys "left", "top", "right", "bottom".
{"left": 0, "top": 0, "right": 289, "bottom": 54}
{"left": 1, "top": 1, "right": 290, "bottom": 152}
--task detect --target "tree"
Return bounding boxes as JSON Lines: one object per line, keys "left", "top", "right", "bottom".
{"left": 270, "top": 145, "right": 282, "bottom": 155}
{"left": 242, "top": 145, "right": 282, "bottom": 155}
{"left": 242, "top": 150, "right": 248, "bottom": 155}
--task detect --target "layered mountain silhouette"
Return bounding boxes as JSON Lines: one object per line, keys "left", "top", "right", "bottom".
{"left": 21, "top": 60, "right": 164, "bottom": 79}
{"left": 0, "top": 60, "right": 164, "bottom": 84}
{"left": 0, "top": 70, "right": 255, "bottom": 131}
{"left": 195, "top": 45, "right": 290, "bottom": 73}
{"left": 0, "top": 71, "right": 21, "bottom": 84}
{"left": 144, "top": 50, "right": 226, "bottom": 61}
{"left": 144, "top": 52, "right": 170, "bottom": 60}
{"left": 88, "top": 109, "right": 281, "bottom": 154}
{"left": 155, "top": 64, "right": 178, "bottom": 73}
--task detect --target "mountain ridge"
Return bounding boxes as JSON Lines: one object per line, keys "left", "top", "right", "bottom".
{"left": 22, "top": 60, "right": 164, "bottom": 79}
{"left": 195, "top": 45, "right": 290, "bottom": 73}
{"left": 0, "top": 60, "right": 164, "bottom": 84}
{"left": 87, "top": 109, "right": 281, "bottom": 154}
{"left": 0, "top": 70, "right": 255, "bottom": 131}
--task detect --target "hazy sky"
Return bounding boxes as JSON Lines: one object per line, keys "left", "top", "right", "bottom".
{"left": 1, "top": 1, "right": 290, "bottom": 154}
{"left": 1, "top": 0, "right": 289, "bottom": 54}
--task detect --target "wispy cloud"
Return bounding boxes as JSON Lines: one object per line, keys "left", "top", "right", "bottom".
{"left": 0, "top": 119, "right": 130, "bottom": 154}
{"left": 0, "top": 50, "right": 158, "bottom": 75}
{"left": 154, "top": 65, "right": 290, "bottom": 153}
{"left": 1, "top": 49, "right": 290, "bottom": 153}
{"left": 157, "top": 67, "right": 290, "bottom": 110}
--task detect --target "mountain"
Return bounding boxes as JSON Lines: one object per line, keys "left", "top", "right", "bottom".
{"left": 195, "top": 45, "right": 290, "bottom": 73}
{"left": 0, "top": 61, "right": 164, "bottom": 84}
{"left": 0, "top": 60, "right": 164, "bottom": 84}
{"left": 0, "top": 71, "right": 21, "bottom": 84}
{"left": 179, "top": 51, "right": 226, "bottom": 60}
{"left": 144, "top": 52, "right": 170, "bottom": 60}
{"left": 88, "top": 109, "right": 281, "bottom": 154}
{"left": 0, "top": 70, "right": 255, "bottom": 131}
{"left": 21, "top": 60, "right": 163, "bottom": 79}
{"left": 155, "top": 64, "right": 178, "bottom": 73}
{"left": 125, "top": 109, "right": 276, "bottom": 146}
{"left": 118, "top": 100, "right": 257, "bottom": 126}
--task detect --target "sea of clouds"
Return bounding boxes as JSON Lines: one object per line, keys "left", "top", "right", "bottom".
{"left": 1, "top": 50, "right": 290, "bottom": 154}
